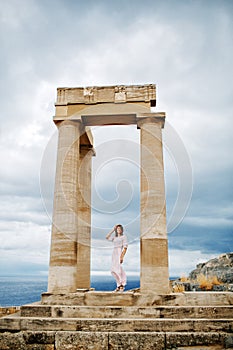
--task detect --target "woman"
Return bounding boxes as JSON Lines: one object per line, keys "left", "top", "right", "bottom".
{"left": 106, "top": 224, "right": 128, "bottom": 292}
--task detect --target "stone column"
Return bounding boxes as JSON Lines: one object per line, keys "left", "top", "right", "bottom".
{"left": 76, "top": 146, "right": 93, "bottom": 289}
{"left": 137, "top": 117, "right": 169, "bottom": 294}
{"left": 48, "top": 120, "right": 83, "bottom": 293}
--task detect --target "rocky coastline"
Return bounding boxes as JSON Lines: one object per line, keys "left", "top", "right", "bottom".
{"left": 189, "top": 252, "right": 233, "bottom": 283}
{"left": 173, "top": 252, "right": 233, "bottom": 292}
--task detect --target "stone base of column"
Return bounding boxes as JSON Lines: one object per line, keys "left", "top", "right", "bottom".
{"left": 140, "top": 238, "right": 169, "bottom": 294}
{"left": 48, "top": 266, "right": 78, "bottom": 294}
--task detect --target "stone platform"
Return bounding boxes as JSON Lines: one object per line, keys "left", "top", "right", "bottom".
{"left": 0, "top": 292, "right": 233, "bottom": 349}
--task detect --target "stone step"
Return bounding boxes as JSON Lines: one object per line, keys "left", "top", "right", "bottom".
{"left": 0, "top": 315, "right": 232, "bottom": 333}
{"left": 20, "top": 304, "right": 233, "bottom": 319}
{"left": 41, "top": 291, "right": 233, "bottom": 306}
{"left": 0, "top": 331, "right": 232, "bottom": 350}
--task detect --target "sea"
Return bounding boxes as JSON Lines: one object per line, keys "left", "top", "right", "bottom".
{"left": 0, "top": 275, "right": 141, "bottom": 307}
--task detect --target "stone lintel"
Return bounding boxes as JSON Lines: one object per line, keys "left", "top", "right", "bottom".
{"left": 53, "top": 112, "right": 165, "bottom": 128}
{"left": 55, "top": 84, "right": 156, "bottom": 106}
{"left": 53, "top": 113, "right": 136, "bottom": 125}
{"left": 81, "top": 113, "right": 136, "bottom": 126}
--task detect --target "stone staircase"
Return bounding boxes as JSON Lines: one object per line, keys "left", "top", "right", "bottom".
{"left": 0, "top": 291, "right": 232, "bottom": 349}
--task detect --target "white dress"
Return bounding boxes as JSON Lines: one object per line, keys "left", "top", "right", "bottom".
{"left": 108, "top": 234, "right": 128, "bottom": 287}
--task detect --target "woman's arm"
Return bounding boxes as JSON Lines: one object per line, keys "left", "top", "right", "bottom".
{"left": 120, "top": 247, "right": 127, "bottom": 263}
{"left": 106, "top": 226, "right": 116, "bottom": 240}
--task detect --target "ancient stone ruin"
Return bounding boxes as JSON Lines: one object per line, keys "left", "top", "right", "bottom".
{"left": 0, "top": 84, "right": 232, "bottom": 349}
{"left": 48, "top": 84, "right": 169, "bottom": 295}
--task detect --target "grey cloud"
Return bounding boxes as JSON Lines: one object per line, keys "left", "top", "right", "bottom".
{"left": 169, "top": 220, "right": 232, "bottom": 254}
{"left": 0, "top": 0, "right": 232, "bottom": 276}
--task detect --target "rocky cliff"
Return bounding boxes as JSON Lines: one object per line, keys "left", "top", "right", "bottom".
{"left": 189, "top": 252, "right": 233, "bottom": 283}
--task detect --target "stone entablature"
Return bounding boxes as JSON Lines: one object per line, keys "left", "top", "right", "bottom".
{"left": 56, "top": 84, "right": 156, "bottom": 106}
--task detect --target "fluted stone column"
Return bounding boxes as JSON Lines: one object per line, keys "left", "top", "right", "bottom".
{"left": 137, "top": 117, "right": 169, "bottom": 294}
{"left": 76, "top": 146, "right": 93, "bottom": 289}
{"left": 48, "top": 120, "right": 84, "bottom": 293}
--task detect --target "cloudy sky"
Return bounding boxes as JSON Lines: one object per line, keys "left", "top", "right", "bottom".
{"left": 0, "top": 0, "right": 232, "bottom": 281}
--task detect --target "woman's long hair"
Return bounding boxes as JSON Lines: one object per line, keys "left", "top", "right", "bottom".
{"left": 115, "top": 224, "right": 124, "bottom": 237}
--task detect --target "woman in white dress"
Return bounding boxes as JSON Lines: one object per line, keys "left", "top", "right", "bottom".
{"left": 106, "top": 224, "right": 128, "bottom": 292}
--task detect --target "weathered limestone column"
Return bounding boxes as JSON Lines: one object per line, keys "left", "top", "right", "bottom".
{"left": 76, "top": 146, "right": 93, "bottom": 289}
{"left": 48, "top": 120, "right": 83, "bottom": 293}
{"left": 137, "top": 116, "right": 169, "bottom": 294}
